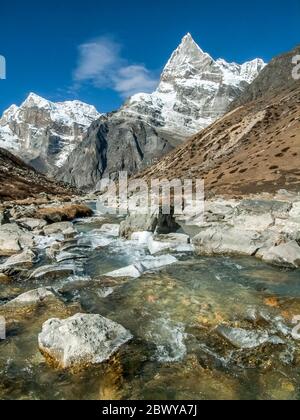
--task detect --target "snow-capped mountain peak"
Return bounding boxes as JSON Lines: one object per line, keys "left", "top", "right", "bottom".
{"left": 126, "top": 34, "right": 266, "bottom": 140}
{"left": 161, "top": 34, "right": 213, "bottom": 83}
{"left": 0, "top": 93, "right": 101, "bottom": 172}
{"left": 22, "top": 92, "right": 52, "bottom": 109}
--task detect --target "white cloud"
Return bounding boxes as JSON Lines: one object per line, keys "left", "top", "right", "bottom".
{"left": 73, "top": 37, "right": 158, "bottom": 97}
{"left": 113, "top": 65, "right": 158, "bottom": 97}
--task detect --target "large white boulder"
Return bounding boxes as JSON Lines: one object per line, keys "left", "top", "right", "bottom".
{"left": 38, "top": 313, "right": 132, "bottom": 369}
{"left": 193, "top": 225, "right": 264, "bottom": 256}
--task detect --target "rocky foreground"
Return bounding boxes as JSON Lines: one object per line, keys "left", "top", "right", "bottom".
{"left": 0, "top": 190, "right": 299, "bottom": 375}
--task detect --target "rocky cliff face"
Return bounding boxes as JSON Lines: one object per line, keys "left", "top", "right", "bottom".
{"left": 0, "top": 93, "right": 101, "bottom": 175}
{"left": 59, "top": 34, "right": 265, "bottom": 189}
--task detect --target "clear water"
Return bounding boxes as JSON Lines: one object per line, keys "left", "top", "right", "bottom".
{"left": 1, "top": 215, "right": 300, "bottom": 400}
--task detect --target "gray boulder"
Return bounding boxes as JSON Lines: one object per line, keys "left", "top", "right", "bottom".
{"left": 17, "top": 218, "right": 48, "bottom": 231}
{"left": 192, "top": 225, "right": 265, "bottom": 256}
{"left": 43, "top": 222, "right": 76, "bottom": 237}
{"left": 38, "top": 313, "right": 132, "bottom": 369}
{"left": 261, "top": 241, "right": 300, "bottom": 269}
{"left": 0, "top": 223, "right": 34, "bottom": 256}
{"left": 120, "top": 209, "right": 179, "bottom": 239}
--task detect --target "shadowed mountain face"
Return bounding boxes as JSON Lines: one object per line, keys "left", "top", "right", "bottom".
{"left": 230, "top": 45, "right": 300, "bottom": 108}
{"left": 138, "top": 46, "right": 300, "bottom": 197}
{"left": 0, "top": 148, "right": 74, "bottom": 201}
{"left": 58, "top": 34, "right": 265, "bottom": 189}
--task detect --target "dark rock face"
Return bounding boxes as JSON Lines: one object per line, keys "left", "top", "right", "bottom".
{"left": 230, "top": 45, "right": 300, "bottom": 109}
{"left": 58, "top": 113, "right": 173, "bottom": 189}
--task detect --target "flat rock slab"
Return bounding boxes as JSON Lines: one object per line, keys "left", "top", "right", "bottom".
{"left": 38, "top": 313, "right": 132, "bottom": 369}
{"left": 148, "top": 233, "right": 192, "bottom": 255}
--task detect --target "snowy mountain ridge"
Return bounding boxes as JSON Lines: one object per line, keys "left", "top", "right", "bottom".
{"left": 0, "top": 93, "right": 101, "bottom": 172}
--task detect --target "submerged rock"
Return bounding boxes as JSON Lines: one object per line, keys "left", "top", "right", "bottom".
{"left": 2, "top": 287, "right": 58, "bottom": 309}
{"left": 38, "top": 313, "right": 133, "bottom": 369}
{"left": 106, "top": 265, "right": 142, "bottom": 279}
{"left": 106, "top": 255, "right": 178, "bottom": 278}
{"left": 139, "top": 255, "right": 178, "bottom": 271}
{"left": 216, "top": 325, "right": 283, "bottom": 349}
{"left": 131, "top": 231, "right": 153, "bottom": 245}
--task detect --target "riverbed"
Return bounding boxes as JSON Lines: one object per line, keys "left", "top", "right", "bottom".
{"left": 0, "top": 210, "right": 300, "bottom": 400}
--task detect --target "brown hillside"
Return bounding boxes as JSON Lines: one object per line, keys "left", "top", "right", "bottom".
{"left": 0, "top": 147, "right": 75, "bottom": 201}
{"left": 138, "top": 84, "right": 300, "bottom": 197}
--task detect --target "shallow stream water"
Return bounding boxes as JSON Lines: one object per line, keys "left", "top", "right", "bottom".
{"left": 1, "top": 210, "right": 300, "bottom": 400}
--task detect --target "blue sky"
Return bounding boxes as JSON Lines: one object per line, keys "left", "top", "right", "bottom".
{"left": 0, "top": 0, "right": 299, "bottom": 115}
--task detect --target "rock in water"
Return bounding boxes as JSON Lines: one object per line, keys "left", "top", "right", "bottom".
{"left": 38, "top": 313, "right": 132, "bottom": 369}
{"left": 217, "top": 326, "right": 271, "bottom": 349}
{"left": 2, "top": 288, "right": 58, "bottom": 309}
